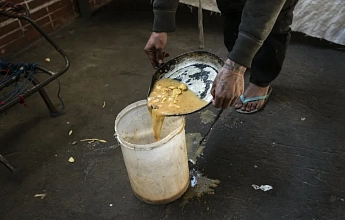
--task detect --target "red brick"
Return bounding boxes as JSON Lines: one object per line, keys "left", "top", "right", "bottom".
{"left": 0, "top": 36, "right": 26, "bottom": 54}
{"left": 0, "top": 29, "right": 23, "bottom": 47}
{"left": 29, "top": 7, "right": 48, "bottom": 21}
{"left": 10, "top": 0, "right": 25, "bottom": 4}
{"left": 21, "top": 15, "right": 51, "bottom": 30}
{"left": 0, "top": 16, "right": 12, "bottom": 23}
{"left": 0, "top": 20, "right": 20, "bottom": 37}
{"left": 37, "top": 16, "right": 51, "bottom": 26}
{"left": 61, "top": 0, "right": 78, "bottom": 12}
{"left": 38, "top": 23, "right": 54, "bottom": 36}
{"left": 50, "top": 4, "right": 74, "bottom": 20}
{"left": 34, "top": 15, "right": 51, "bottom": 27}
{"left": 27, "top": 0, "right": 43, "bottom": 10}
{"left": 27, "top": 0, "right": 51, "bottom": 10}
{"left": 22, "top": 16, "right": 52, "bottom": 38}
{"left": 47, "top": 0, "right": 72, "bottom": 13}
{"left": 47, "top": 1, "right": 62, "bottom": 12}
{"left": 0, "top": 0, "right": 79, "bottom": 55}
{"left": 52, "top": 11, "right": 75, "bottom": 28}
{"left": 24, "top": 23, "right": 54, "bottom": 42}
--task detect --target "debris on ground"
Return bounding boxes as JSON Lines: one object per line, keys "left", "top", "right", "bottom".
{"left": 102, "top": 101, "right": 106, "bottom": 108}
{"left": 301, "top": 117, "right": 306, "bottom": 121}
{"left": 252, "top": 184, "right": 273, "bottom": 192}
{"left": 34, "top": 193, "right": 46, "bottom": 199}
{"left": 69, "top": 130, "right": 73, "bottom": 136}
{"left": 72, "top": 141, "right": 77, "bottom": 145}
{"left": 45, "top": 58, "right": 50, "bottom": 63}
{"left": 68, "top": 157, "right": 75, "bottom": 163}
{"left": 80, "top": 138, "right": 107, "bottom": 144}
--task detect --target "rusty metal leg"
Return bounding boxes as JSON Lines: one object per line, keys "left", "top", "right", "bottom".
{"left": 30, "top": 77, "right": 59, "bottom": 116}
{"left": 38, "top": 88, "right": 58, "bottom": 115}
{"left": 0, "top": 154, "right": 16, "bottom": 171}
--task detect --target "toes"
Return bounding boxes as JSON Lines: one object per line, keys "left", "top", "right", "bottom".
{"left": 241, "top": 102, "right": 248, "bottom": 111}
{"left": 245, "top": 103, "right": 252, "bottom": 112}
{"left": 234, "top": 98, "right": 242, "bottom": 109}
{"left": 241, "top": 101, "right": 266, "bottom": 112}
{"left": 250, "top": 102, "right": 257, "bottom": 111}
{"left": 240, "top": 101, "right": 261, "bottom": 112}
{"left": 255, "top": 100, "right": 265, "bottom": 109}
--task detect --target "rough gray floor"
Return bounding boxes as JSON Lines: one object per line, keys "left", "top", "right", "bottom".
{"left": 1, "top": 1, "right": 345, "bottom": 220}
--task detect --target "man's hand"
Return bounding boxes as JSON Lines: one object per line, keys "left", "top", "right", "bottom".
{"left": 211, "top": 59, "right": 247, "bottom": 109}
{"left": 144, "top": 32, "right": 170, "bottom": 69}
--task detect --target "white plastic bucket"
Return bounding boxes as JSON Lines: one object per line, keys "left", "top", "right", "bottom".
{"left": 114, "top": 100, "right": 190, "bottom": 204}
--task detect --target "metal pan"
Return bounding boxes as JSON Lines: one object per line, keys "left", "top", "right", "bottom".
{"left": 148, "top": 51, "right": 224, "bottom": 116}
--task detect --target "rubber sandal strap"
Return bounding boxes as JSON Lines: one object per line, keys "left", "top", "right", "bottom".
{"left": 237, "top": 87, "right": 272, "bottom": 114}
{"left": 240, "top": 94, "right": 269, "bottom": 103}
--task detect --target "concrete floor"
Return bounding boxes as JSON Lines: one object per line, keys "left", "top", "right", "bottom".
{"left": 1, "top": 1, "right": 345, "bottom": 219}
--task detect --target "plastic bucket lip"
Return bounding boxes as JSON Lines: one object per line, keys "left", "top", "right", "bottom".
{"left": 114, "top": 100, "right": 185, "bottom": 151}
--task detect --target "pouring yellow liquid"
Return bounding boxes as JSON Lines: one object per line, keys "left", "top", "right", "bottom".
{"left": 148, "top": 78, "right": 208, "bottom": 141}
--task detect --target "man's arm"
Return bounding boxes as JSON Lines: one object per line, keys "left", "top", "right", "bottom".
{"left": 152, "top": 0, "right": 179, "bottom": 32}
{"left": 211, "top": 0, "right": 287, "bottom": 108}
{"left": 144, "top": 0, "right": 179, "bottom": 68}
{"left": 228, "top": 0, "right": 287, "bottom": 68}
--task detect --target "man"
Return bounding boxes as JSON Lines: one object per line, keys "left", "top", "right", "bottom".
{"left": 144, "top": 0, "right": 299, "bottom": 113}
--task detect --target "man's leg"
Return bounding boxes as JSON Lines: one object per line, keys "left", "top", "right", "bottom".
{"left": 235, "top": 0, "right": 299, "bottom": 112}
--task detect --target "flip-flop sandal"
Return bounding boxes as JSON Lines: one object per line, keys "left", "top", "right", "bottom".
{"left": 236, "top": 87, "right": 272, "bottom": 114}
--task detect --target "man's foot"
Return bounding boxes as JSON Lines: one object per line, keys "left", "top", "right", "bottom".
{"left": 234, "top": 83, "right": 270, "bottom": 112}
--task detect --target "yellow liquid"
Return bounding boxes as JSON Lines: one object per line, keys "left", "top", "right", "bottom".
{"left": 148, "top": 78, "right": 208, "bottom": 141}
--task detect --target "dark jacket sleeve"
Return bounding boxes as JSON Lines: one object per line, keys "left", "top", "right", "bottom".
{"left": 152, "top": 0, "right": 179, "bottom": 32}
{"left": 228, "top": 0, "right": 287, "bottom": 68}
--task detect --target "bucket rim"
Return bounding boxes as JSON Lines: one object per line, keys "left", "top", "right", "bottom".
{"left": 114, "top": 99, "right": 185, "bottom": 151}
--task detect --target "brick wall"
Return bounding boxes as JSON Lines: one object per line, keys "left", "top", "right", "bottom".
{"left": 0, "top": 0, "right": 114, "bottom": 56}
{"left": 0, "top": 0, "right": 80, "bottom": 55}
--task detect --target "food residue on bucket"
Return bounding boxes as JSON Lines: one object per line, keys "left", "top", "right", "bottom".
{"left": 181, "top": 168, "right": 220, "bottom": 207}
{"left": 148, "top": 78, "right": 207, "bottom": 141}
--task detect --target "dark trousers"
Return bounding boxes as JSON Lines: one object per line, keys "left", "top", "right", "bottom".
{"left": 218, "top": 0, "right": 299, "bottom": 87}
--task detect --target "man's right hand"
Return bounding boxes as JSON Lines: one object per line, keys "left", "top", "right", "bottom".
{"left": 211, "top": 59, "right": 246, "bottom": 109}
{"left": 144, "top": 32, "right": 170, "bottom": 69}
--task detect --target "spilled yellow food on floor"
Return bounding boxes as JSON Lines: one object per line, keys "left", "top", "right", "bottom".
{"left": 148, "top": 78, "right": 207, "bottom": 141}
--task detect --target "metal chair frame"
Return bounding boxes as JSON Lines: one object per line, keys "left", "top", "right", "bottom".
{"left": 0, "top": 2, "right": 70, "bottom": 171}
